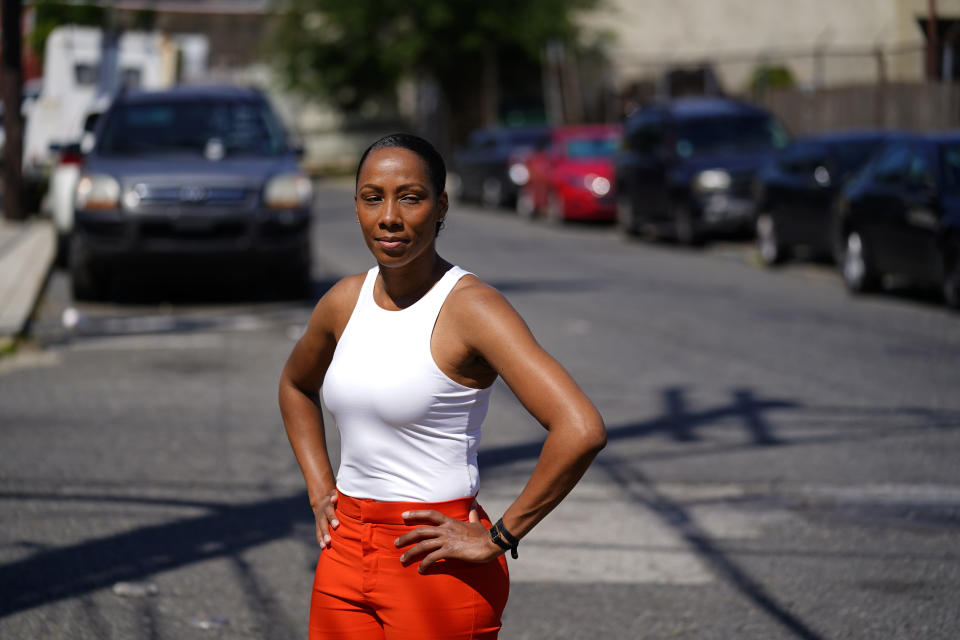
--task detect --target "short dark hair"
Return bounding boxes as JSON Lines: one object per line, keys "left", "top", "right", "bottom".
{"left": 356, "top": 133, "right": 447, "bottom": 237}
{"left": 356, "top": 132, "right": 447, "bottom": 200}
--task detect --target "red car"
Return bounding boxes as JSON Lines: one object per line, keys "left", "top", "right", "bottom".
{"left": 515, "top": 124, "right": 622, "bottom": 222}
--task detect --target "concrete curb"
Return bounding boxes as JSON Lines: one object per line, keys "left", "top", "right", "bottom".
{"left": 0, "top": 220, "right": 56, "bottom": 348}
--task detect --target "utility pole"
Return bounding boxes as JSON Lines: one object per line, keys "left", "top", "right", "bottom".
{"left": 2, "top": 0, "right": 25, "bottom": 220}
{"left": 927, "top": 0, "right": 940, "bottom": 81}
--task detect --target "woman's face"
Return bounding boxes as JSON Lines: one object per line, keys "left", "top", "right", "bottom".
{"left": 355, "top": 147, "right": 447, "bottom": 269}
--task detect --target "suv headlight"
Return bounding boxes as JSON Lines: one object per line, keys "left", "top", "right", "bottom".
{"left": 692, "top": 169, "right": 731, "bottom": 194}
{"left": 265, "top": 173, "right": 313, "bottom": 209}
{"left": 508, "top": 162, "right": 530, "bottom": 186}
{"left": 75, "top": 174, "right": 120, "bottom": 210}
{"left": 585, "top": 174, "right": 611, "bottom": 197}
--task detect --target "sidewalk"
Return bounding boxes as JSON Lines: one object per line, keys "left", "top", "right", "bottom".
{"left": 0, "top": 218, "right": 56, "bottom": 349}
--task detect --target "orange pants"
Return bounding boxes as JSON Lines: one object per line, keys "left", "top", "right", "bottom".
{"left": 309, "top": 491, "right": 510, "bottom": 639}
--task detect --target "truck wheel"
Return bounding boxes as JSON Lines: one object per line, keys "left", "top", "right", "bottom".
{"left": 616, "top": 193, "right": 638, "bottom": 235}
{"left": 756, "top": 213, "right": 788, "bottom": 266}
{"left": 942, "top": 253, "right": 960, "bottom": 310}
{"left": 673, "top": 205, "right": 702, "bottom": 246}
{"left": 516, "top": 187, "right": 536, "bottom": 219}
{"left": 841, "top": 229, "right": 879, "bottom": 293}
{"left": 481, "top": 177, "right": 503, "bottom": 208}
{"left": 545, "top": 191, "right": 565, "bottom": 225}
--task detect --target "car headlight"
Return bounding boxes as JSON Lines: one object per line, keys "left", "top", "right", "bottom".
{"left": 585, "top": 175, "right": 611, "bottom": 197}
{"left": 508, "top": 163, "right": 530, "bottom": 186}
{"left": 265, "top": 173, "right": 313, "bottom": 209}
{"left": 75, "top": 174, "right": 120, "bottom": 210}
{"left": 692, "top": 169, "right": 731, "bottom": 194}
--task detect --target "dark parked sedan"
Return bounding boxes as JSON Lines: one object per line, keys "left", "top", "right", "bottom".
{"left": 452, "top": 126, "right": 550, "bottom": 208}
{"left": 834, "top": 133, "right": 960, "bottom": 307}
{"left": 70, "top": 85, "right": 312, "bottom": 299}
{"left": 753, "top": 131, "right": 891, "bottom": 266}
{"left": 615, "top": 97, "right": 789, "bottom": 244}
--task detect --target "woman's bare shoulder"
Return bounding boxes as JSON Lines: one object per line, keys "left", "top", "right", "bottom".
{"left": 446, "top": 273, "right": 523, "bottom": 326}
{"left": 307, "top": 271, "right": 368, "bottom": 336}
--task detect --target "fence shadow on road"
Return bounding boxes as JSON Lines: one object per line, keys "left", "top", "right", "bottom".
{"left": 0, "top": 490, "right": 315, "bottom": 631}
{"left": 2, "top": 385, "right": 958, "bottom": 632}
{"left": 59, "top": 267, "right": 340, "bottom": 305}
{"left": 480, "top": 386, "right": 960, "bottom": 640}
{"left": 479, "top": 385, "right": 794, "bottom": 471}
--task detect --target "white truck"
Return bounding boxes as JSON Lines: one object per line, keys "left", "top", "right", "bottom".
{"left": 23, "top": 26, "right": 208, "bottom": 247}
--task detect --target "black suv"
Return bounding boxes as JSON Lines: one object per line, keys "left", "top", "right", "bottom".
{"left": 452, "top": 126, "right": 550, "bottom": 208}
{"left": 615, "top": 97, "right": 789, "bottom": 244}
{"left": 70, "top": 85, "right": 312, "bottom": 299}
{"left": 834, "top": 133, "right": 960, "bottom": 307}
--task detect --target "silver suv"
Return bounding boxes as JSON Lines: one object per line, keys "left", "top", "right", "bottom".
{"left": 70, "top": 85, "right": 312, "bottom": 299}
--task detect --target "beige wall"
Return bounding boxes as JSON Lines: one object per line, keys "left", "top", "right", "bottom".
{"left": 581, "top": 0, "right": 960, "bottom": 92}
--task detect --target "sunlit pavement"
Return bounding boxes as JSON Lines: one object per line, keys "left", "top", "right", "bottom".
{"left": 1, "top": 183, "right": 958, "bottom": 639}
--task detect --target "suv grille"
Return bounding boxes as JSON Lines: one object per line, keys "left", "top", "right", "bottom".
{"left": 134, "top": 184, "right": 251, "bottom": 207}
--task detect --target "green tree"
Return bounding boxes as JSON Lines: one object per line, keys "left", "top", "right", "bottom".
{"left": 749, "top": 64, "right": 796, "bottom": 100}
{"left": 29, "top": 1, "right": 108, "bottom": 62}
{"left": 267, "top": 0, "right": 601, "bottom": 143}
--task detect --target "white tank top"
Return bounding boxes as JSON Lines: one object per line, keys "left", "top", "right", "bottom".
{"left": 322, "top": 265, "right": 494, "bottom": 502}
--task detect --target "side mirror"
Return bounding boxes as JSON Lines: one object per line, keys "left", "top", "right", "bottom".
{"left": 813, "top": 165, "right": 831, "bottom": 187}
{"left": 80, "top": 132, "right": 96, "bottom": 154}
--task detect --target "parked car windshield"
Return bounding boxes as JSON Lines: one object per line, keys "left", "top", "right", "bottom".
{"left": 674, "top": 115, "right": 788, "bottom": 157}
{"left": 97, "top": 99, "right": 288, "bottom": 157}
{"left": 504, "top": 130, "right": 549, "bottom": 150}
{"left": 565, "top": 137, "right": 619, "bottom": 159}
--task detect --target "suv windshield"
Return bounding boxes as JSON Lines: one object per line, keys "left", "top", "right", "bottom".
{"left": 675, "top": 115, "right": 788, "bottom": 157}
{"left": 97, "top": 99, "right": 287, "bottom": 157}
{"left": 565, "top": 137, "right": 618, "bottom": 159}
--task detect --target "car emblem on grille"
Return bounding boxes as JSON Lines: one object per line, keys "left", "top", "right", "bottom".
{"left": 180, "top": 185, "right": 209, "bottom": 203}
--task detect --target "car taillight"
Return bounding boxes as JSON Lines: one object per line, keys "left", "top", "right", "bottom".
{"left": 60, "top": 150, "right": 83, "bottom": 166}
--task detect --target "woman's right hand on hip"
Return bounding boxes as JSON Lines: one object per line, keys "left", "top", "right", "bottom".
{"left": 311, "top": 490, "right": 339, "bottom": 548}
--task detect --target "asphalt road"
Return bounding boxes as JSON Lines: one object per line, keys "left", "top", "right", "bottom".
{"left": 1, "top": 181, "right": 959, "bottom": 639}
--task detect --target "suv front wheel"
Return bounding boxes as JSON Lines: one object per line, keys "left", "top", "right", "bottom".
{"left": 672, "top": 204, "right": 702, "bottom": 247}
{"left": 69, "top": 236, "right": 106, "bottom": 301}
{"left": 942, "top": 246, "right": 960, "bottom": 310}
{"left": 616, "top": 191, "right": 637, "bottom": 235}
{"left": 756, "top": 213, "right": 788, "bottom": 266}
{"left": 841, "top": 229, "right": 879, "bottom": 293}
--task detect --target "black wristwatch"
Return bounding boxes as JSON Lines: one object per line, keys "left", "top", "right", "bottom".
{"left": 488, "top": 518, "right": 519, "bottom": 559}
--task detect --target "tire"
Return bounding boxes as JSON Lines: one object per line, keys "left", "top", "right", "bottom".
{"left": 516, "top": 187, "right": 536, "bottom": 219}
{"left": 673, "top": 204, "right": 701, "bottom": 247}
{"left": 56, "top": 232, "right": 71, "bottom": 268}
{"left": 756, "top": 213, "right": 788, "bottom": 266}
{"left": 545, "top": 191, "right": 565, "bottom": 225}
{"left": 481, "top": 177, "right": 503, "bottom": 208}
{"left": 68, "top": 236, "right": 105, "bottom": 301}
{"left": 942, "top": 252, "right": 960, "bottom": 310}
{"left": 841, "top": 229, "right": 879, "bottom": 293}
{"left": 283, "top": 266, "right": 312, "bottom": 300}
{"left": 448, "top": 173, "right": 463, "bottom": 202}
{"left": 616, "top": 192, "right": 638, "bottom": 235}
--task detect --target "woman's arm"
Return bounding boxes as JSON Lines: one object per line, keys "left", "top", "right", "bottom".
{"left": 397, "top": 281, "right": 606, "bottom": 570}
{"left": 278, "top": 276, "right": 361, "bottom": 547}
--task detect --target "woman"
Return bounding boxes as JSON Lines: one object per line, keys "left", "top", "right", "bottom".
{"left": 279, "top": 133, "right": 606, "bottom": 639}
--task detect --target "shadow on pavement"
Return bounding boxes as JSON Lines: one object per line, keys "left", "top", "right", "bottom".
{"left": 0, "top": 491, "right": 313, "bottom": 625}
{"left": 65, "top": 267, "right": 338, "bottom": 306}
{"left": 3, "top": 385, "right": 958, "bottom": 632}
